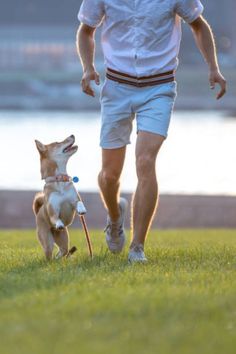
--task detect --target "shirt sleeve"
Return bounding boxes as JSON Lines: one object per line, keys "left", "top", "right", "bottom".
{"left": 175, "top": 0, "right": 204, "bottom": 23}
{"left": 78, "top": 0, "right": 105, "bottom": 28}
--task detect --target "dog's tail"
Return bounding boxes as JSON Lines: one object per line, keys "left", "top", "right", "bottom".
{"left": 32, "top": 192, "right": 44, "bottom": 215}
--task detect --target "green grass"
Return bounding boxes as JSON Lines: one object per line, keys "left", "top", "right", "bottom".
{"left": 0, "top": 229, "right": 235, "bottom": 354}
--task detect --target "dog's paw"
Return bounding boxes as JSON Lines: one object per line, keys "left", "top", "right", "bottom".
{"left": 55, "top": 250, "right": 63, "bottom": 259}
{"left": 55, "top": 220, "right": 65, "bottom": 231}
{"left": 55, "top": 249, "right": 68, "bottom": 259}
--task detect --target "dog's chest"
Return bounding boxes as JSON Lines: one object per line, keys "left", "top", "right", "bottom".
{"left": 48, "top": 185, "right": 78, "bottom": 207}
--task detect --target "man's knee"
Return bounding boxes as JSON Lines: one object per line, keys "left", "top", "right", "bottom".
{"left": 99, "top": 168, "right": 120, "bottom": 185}
{"left": 136, "top": 154, "right": 156, "bottom": 179}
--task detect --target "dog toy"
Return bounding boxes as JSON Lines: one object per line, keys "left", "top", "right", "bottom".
{"left": 73, "top": 176, "right": 93, "bottom": 259}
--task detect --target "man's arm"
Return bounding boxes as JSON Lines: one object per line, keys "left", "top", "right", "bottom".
{"left": 76, "top": 23, "right": 100, "bottom": 97}
{"left": 189, "top": 16, "right": 226, "bottom": 100}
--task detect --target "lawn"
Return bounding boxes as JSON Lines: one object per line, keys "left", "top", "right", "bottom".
{"left": 0, "top": 229, "right": 235, "bottom": 354}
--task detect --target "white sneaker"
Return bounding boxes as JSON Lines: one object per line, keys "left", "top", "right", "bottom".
{"left": 104, "top": 197, "right": 128, "bottom": 254}
{"left": 128, "top": 244, "right": 148, "bottom": 263}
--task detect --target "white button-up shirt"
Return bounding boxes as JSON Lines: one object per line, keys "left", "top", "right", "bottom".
{"left": 78, "top": 0, "right": 204, "bottom": 77}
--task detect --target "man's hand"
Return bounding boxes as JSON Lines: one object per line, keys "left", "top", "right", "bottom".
{"left": 209, "top": 69, "right": 227, "bottom": 100}
{"left": 81, "top": 69, "right": 100, "bottom": 97}
{"left": 189, "top": 16, "right": 227, "bottom": 100}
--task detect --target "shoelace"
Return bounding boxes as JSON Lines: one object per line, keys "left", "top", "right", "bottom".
{"left": 104, "top": 220, "right": 123, "bottom": 238}
{"left": 131, "top": 244, "right": 144, "bottom": 253}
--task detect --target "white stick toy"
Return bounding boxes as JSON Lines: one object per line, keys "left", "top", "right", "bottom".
{"left": 73, "top": 176, "right": 93, "bottom": 259}
{"left": 76, "top": 201, "right": 87, "bottom": 215}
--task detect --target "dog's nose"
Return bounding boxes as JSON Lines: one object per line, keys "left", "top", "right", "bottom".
{"left": 70, "top": 134, "right": 75, "bottom": 139}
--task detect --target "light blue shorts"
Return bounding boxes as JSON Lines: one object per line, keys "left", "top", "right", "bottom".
{"left": 99, "top": 78, "right": 177, "bottom": 149}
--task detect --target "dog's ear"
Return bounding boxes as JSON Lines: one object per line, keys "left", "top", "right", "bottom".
{"left": 35, "top": 140, "right": 46, "bottom": 154}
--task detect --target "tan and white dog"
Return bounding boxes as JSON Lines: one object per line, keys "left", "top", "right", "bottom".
{"left": 33, "top": 135, "right": 86, "bottom": 260}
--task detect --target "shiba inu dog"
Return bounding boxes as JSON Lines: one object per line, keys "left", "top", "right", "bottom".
{"left": 33, "top": 135, "right": 85, "bottom": 260}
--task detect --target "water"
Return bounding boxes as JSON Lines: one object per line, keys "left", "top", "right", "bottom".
{"left": 0, "top": 110, "right": 235, "bottom": 195}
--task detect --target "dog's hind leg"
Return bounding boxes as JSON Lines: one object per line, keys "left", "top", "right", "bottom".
{"left": 52, "top": 228, "right": 69, "bottom": 259}
{"left": 36, "top": 213, "right": 54, "bottom": 260}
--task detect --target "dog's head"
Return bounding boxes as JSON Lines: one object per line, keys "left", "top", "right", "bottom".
{"left": 35, "top": 135, "right": 78, "bottom": 179}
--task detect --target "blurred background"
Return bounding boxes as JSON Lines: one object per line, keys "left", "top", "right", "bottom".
{"left": 0, "top": 0, "right": 236, "bottom": 228}
{"left": 0, "top": 0, "right": 235, "bottom": 111}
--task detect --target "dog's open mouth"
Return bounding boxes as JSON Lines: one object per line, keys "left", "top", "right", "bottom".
{"left": 63, "top": 143, "right": 78, "bottom": 153}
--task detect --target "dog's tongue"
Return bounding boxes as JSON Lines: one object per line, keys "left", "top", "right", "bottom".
{"left": 64, "top": 144, "right": 73, "bottom": 152}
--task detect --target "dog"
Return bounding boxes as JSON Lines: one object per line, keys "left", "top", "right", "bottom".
{"left": 33, "top": 135, "right": 85, "bottom": 260}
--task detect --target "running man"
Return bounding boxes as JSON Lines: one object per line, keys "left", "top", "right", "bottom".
{"left": 76, "top": 0, "right": 226, "bottom": 262}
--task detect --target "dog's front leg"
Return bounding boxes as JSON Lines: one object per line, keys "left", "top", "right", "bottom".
{"left": 47, "top": 203, "right": 65, "bottom": 230}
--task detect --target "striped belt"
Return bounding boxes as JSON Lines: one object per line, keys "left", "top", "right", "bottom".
{"left": 106, "top": 67, "right": 175, "bottom": 87}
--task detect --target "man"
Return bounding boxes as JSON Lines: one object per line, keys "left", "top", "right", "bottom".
{"left": 76, "top": 0, "right": 226, "bottom": 262}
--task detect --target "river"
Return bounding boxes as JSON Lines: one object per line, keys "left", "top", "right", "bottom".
{"left": 0, "top": 110, "right": 235, "bottom": 195}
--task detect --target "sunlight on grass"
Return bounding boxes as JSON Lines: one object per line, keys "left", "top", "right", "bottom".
{"left": 0, "top": 229, "right": 235, "bottom": 354}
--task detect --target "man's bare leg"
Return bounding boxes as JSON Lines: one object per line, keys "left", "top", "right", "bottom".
{"left": 98, "top": 147, "right": 126, "bottom": 222}
{"left": 131, "top": 131, "right": 165, "bottom": 248}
